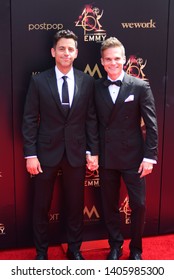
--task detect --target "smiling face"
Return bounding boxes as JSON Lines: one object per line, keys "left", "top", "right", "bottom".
{"left": 101, "top": 46, "right": 126, "bottom": 80}
{"left": 51, "top": 37, "right": 78, "bottom": 74}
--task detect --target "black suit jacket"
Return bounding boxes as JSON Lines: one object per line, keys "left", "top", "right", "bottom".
{"left": 22, "top": 67, "right": 99, "bottom": 167}
{"left": 95, "top": 72, "right": 158, "bottom": 169}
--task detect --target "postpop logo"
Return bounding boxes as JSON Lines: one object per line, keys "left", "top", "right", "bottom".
{"left": 28, "top": 22, "right": 63, "bottom": 31}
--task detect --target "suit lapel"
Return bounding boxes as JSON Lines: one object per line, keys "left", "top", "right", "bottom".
{"left": 68, "top": 69, "right": 83, "bottom": 117}
{"left": 100, "top": 78, "right": 115, "bottom": 110}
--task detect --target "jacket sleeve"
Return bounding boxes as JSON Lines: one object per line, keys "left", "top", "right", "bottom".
{"left": 140, "top": 81, "right": 158, "bottom": 161}
{"left": 85, "top": 77, "right": 99, "bottom": 156}
{"left": 22, "top": 76, "right": 40, "bottom": 157}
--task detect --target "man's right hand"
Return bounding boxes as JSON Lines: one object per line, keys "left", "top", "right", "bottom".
{"left": 26, "top": 157, "right": 43, "bottom": 176}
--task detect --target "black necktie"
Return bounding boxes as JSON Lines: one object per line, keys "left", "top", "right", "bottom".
{"left": 62, "top": 76, "right": 70, "bottom": 115}
{"left": 104, "top": 79, "right": 122, "bottom": 87}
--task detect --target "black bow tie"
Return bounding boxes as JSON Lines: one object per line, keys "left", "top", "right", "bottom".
{"left": 104, "top": 79, "right": 122, "bottom": 87}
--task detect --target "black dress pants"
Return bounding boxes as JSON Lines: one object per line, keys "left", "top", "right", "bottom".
{"left": 99, "top": 166, "right": 146, "bottom": 253}
{"left": 32, "top": 155, "right": 86, "bottom": 255}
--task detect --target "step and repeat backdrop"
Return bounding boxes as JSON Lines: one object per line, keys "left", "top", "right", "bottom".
{"left": 0, "top": 0, "right": 174, "bottom": 249}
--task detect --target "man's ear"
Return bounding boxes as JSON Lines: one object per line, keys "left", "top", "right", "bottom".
{"left": 101, "top": 57, "right": 104, "bottom": 66}
{"left": 51, "top": 48, "right": 55, "bottom": 58}
{"left": 74, "top": 49, "right": 78, "bottom": 59}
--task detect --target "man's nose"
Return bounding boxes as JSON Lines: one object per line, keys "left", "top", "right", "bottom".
{"left": 64, "top": 49, "right": 69, "bottom": 55}
{"left": 111, "top": 59, "right": 117, "bottom": 64}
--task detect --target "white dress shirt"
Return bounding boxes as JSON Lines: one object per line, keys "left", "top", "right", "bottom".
{"left": 107, "top": 71, "right": 125, "bottom": 103}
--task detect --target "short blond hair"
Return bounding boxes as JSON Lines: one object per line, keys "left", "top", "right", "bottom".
{"left": 101, "top": 37, "right": 125, "bottom": 57}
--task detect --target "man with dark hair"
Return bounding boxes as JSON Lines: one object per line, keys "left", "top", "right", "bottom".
{"left": 95, "top": 37, "right": 158, "bottom": 260}
{"left": 22, "top": 29, "right": 98, "bottom": 260}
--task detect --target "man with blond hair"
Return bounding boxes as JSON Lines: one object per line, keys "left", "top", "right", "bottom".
{"left": 95, "top": 37, "right": 158, "bottom": 260}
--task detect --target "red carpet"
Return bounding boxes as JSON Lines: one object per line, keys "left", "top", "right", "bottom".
{"left": 0, "top": 234, "right": 173, "bottom": 260}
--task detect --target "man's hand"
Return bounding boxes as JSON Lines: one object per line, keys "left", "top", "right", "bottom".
{"left": 138, "top": 161, "right": 153, "bottom": 178}
{"left": 86, "top": 155, "right": 99, "bottom": 171}
{"left": 26, "top": 157, "right": 43, "bottom": 176}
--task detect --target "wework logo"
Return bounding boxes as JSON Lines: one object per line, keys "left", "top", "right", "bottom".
{"left": 121, "top": 19, "right": 156, "bottom": 29}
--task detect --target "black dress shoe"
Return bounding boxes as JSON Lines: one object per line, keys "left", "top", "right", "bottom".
{"left": 35, "top": 254, "right": 48, "bottom": 260}
{"left": 66, "top": 250, "right": 84, "bottom": 260}
{"left": 107, "top": 248, "right": 123, "bottom": 260}
{"left": 129, "top": 252, "right": 142, "bottom": 260}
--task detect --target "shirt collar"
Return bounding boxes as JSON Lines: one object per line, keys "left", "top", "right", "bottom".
{"left": 55, "top": 66, "right": 74, "bottom": 80}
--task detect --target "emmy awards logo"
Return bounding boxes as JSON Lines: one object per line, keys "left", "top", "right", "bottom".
{"left": 124, "top": 55, "right": 148, "bottom": 80}
{"left": 75, "top": 5, "right": 107, "bottom": 42}
{"left": 0, "top": 223, "right": 5, "bottom": 235}
{"left": 119, "top": 196, "right": 132, "bottom": 224}
{"left": 85, "top": 167, "right": 100, "bottom": 187}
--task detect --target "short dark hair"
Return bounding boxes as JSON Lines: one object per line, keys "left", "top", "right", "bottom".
{"left": 53, "top": 29, "right": 78, "bottom": 48}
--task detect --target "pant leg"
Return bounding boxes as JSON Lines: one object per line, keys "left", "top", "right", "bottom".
{"left": 122, "top": 168, "right": 146, "bottom": 253}
{"left": 99, "top": 167, "right": 124, "bottom": 249}
{"left": 61, "top": 158, "right": 86, "bottom": 252}
{"left": 32, "top": 166, "right": 58, "bottom": 255}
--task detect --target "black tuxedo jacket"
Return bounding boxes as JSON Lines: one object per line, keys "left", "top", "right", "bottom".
{"left": 22, "top": 67, "right": 99, "bottom": 167}
{"left": 95, "top": 72, "right": 158, "bottom": 169}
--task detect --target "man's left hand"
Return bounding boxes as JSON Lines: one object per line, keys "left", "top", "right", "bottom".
{"left": 138, "top": 161, "right": 153, "bottom": 178}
